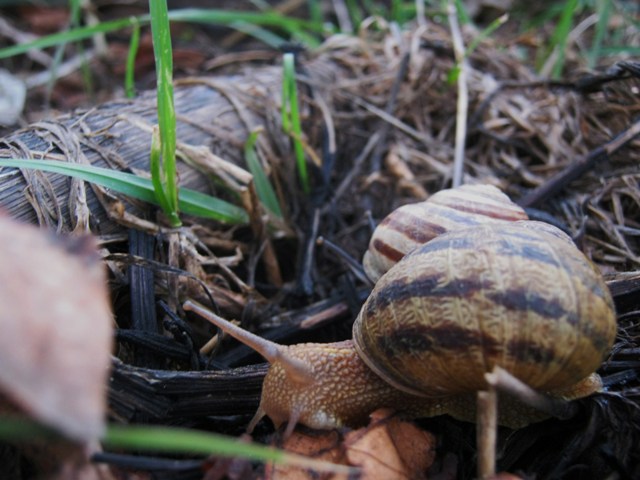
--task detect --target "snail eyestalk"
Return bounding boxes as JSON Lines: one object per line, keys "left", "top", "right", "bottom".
{"left": 183, "top": 300, "right": 315, "bottom": 386}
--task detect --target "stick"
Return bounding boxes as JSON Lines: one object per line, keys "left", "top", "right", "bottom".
{"left": 485, "top": 367, "right": 578, "bottom": 420}
{"left": 518, "top": 118, "right": 640, "bottom": 207}
{"left": 447, "top": 0, "right": 469, "bottom": 188}
{"left": 477, "top": 387, "right": 497, "bottom": 479}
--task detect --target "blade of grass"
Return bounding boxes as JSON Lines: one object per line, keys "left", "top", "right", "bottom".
{"left": 465, "top": 14, "right": 508, "bottom": 57}
{"left": 0, "top": 159, "right": 248, "bottom": 224}
{"left": 547, "top": 0, "right": 580, "bottom": 79}
{"left": 149, "top": 126, "right": 172, "bottom": 216}
{"left": 0, "top": 417, "right": 58, "bottom": 441}
{"left": 103, "top": 424, "right": 356, "bottom": 474}
{"left": 0, "top": 9, "right": 323, "bottom": 60}
{"left": 587, "top": 0, "right": 611, "bottom": 69}
{"left": 244, "top": 128, "right": 283, "bottom": 219}
{"left": 167, "top": 8, "right": 322, "bottom": 41}
{"left": 0, "top": 419, "right": 356, "bottom": 475}
{"left": 345, "top": 0, "right": 364, "bottom": 30}
{"left": 282, "top": 53, "right": 309, "bottom": 194}
{"left": 0, "top": 16, "right": 137, "bottom": 59}
{"left": 453, "top": 0, "right": 471, "bottom": 26}
{"left": 125, "top": 17, "right": 141, "bottom": 98}
{"left": 44, "top": 0, "right": 86, "bottom": 106}
{"left": 226, "top": 21, "right": 288, "bottom": 49}
{"left": 448, "top": 0, "right": 469, "bottom": 188}
{"left": 149, "top": 0, "right": 180, "bottom": 227}
{"left": 598, "top": 46, "right": 640, "bottom": 55}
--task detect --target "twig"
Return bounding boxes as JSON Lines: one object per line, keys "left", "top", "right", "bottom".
{"left": 485, "top": 367, "right": 579, "bottom": 420}
{"left": 317, "top": 236, "right": 370, "bottom": 285}
{"left": 299, "top": 208, "right": 320, "bottom": 295}
{"left": 518, "top": 118, "right": 640, "bottom": 207}
{"left": 369, "top": 51, "right": 411, "bottom": 173}
{"left": 477, "top": 387, "right": 497, "bottom": 480}
{"left": 0, "top": 16, "right": 52, "bottom": 67}
{"left": 447, "top": 1, "right": 469, "bottom": 188}
{"left": 25, "top": 48, "right": 97, "bottom": 89}
{"left": 332, "top": 0, "right": 353, "bottom": 34}
{"left": 415, "top": 0, "right": 427, "bottom": 27}
{"left": 325, "top": 131, "right": 380, "bottom": 211}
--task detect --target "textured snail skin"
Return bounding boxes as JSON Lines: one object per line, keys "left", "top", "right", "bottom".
{"left": 354, "top": 222, "right": 617, "bottom": 399}
{"left": 257, "top": 339, "right": 577, "bottom": 430}
{"left": 363, "top": 184, "right": 529, "bottom": 282}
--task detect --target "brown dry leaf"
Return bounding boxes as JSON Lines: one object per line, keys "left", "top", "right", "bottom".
{"left": 0, "top": 213, "right": 112, "bottom": 443}
{"left": 17, "top": 6, "right": 71, "bottom": 34}
{"left": 344, "top": 409, "right": 436, "bottom": 480}
{"left": 266, "top": 410, "right": 436, "bottom": 480}
{"left": 266, "top": 429, "right": 348, "bottom": 480}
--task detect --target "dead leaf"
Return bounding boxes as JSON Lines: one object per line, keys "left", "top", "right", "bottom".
{"left": 0, "top": 213, "right": 112, "bottom": 443}
{"left": 266, "top": 429, "right": 348, "bottom": 480}
{"left": 266, "top": 409, "right": 436, "bottom": 479}
{"left": 17, "top": 6, "right": 71, "bottom": 35}
{"left": 344, "top": 409, "right": 436, "bottom": 480}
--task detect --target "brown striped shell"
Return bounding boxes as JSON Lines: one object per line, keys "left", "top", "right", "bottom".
{"left": 353, "top": 222, "right": 617, "bottom": 397}
{"left": 363, "top": 184, "right": 529, "bottom": 282}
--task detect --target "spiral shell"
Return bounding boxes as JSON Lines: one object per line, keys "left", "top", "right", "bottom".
{"left": 363, "top": 184, "right": 529, "bottom": 282}
{"left": 353, "top": 222, "right": 617, "bottom": 397}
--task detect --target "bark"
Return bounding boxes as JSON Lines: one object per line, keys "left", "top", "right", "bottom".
{"left": 0, "top": 65, "right": 289, "bottom": 234}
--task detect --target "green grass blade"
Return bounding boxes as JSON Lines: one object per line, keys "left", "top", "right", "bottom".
{"left": 0, "top": 417, "right": 58, "bottom": 441}
{"left": 244, "top": 129, "right": 283, "bottom": 219}
{"left": 0, "top": 16, "right": 138, "bottom": 59}
{"left": 466, "top": 14, "right": 508, "bottom": 56}
{"left": 103, "top": 424, "right": 355, "bottom": 473}
{"left": 149, "top": 126, "right": 172, "bottom": 216}
{"left": 227, "top": 21, "right": 288, "bottom": 49}
{"left": 453, "top": 0, "right": 471, "bottom": 26}
{"left": 125, "top": 17, "right": 141, "bottom": 98}
{"left": 0, "top": 9, "right": 324, "bottom": 61}
{"left": 587, "top": 0, "right": 611, "bottom": 69}
{"left": 166, "top": 8, "right": 322, "bottom": 39}
{"left": 0, "top": 159, "right": 248, "bottom": 224}
{"left": 281, "top": 66, "right": 291, "bottom": 133}
{"left": 0, "top": 419, "right": 355, "bottom": 474}
{"left": 104, "top": 424, "right": 283, "bottom": 463}
{"left": 150, "top": 0, "right": 180, "bottom": 227}
{"left": 282, "top": 53, "right": 309, "bottom": 194}
{"left": 548, "top": 0, "right": 579, "bottom": 78}
{"left": 598, "top": 45, "right": 640, "bottom": 55}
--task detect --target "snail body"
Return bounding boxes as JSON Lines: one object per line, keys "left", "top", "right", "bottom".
{"left": 184, "top": 187, "right": 616, "bottom": 435}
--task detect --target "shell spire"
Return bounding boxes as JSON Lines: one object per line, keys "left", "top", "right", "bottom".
{"left": 363, "top": 184, "right": 529, "bottom": 282}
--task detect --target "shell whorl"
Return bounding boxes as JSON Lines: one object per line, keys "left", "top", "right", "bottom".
{"left": 354, "top": 222, "right": 617, "bottom": 398}
{"left": 363, "top": 184, "right": 529, "bottom": 282}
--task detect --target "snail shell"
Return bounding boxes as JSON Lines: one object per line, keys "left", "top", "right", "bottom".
{"left": 353, "top": 221, "right": 617, "bottom": 397}
{"left": 363, "top": 184, "right": 529, "bottom": 282}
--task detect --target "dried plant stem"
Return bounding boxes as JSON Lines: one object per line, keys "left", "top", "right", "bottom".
{"left": 447, "top": 1, "right": 469, "bottom": 188}
{"left": 518, "top": 118, "right": 640, "bottom": 207}
{"left": 485, "top": 367, "right": 578, "bottom": 420}
{"left": 477, "top": 387, "right": 497, "bottom": 479}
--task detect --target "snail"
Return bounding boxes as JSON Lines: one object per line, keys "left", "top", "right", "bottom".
{"left": 363, "top": 184, "right": 529, "bottom": 282}
{"left": 184, "top": 219, "right": 616, "bottom": 435}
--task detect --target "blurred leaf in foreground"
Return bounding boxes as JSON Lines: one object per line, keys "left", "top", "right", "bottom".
{"left": 0, "top": 213, "right": 112, "bottom": 443}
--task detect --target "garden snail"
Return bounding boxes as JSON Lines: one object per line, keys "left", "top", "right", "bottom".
{"left": 184, "top": 187, "right": 617, "bottom": 436}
